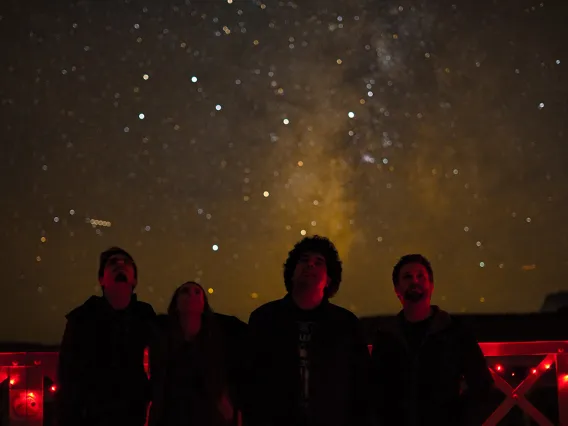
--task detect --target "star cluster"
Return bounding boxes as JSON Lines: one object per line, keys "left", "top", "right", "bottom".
{"left": 1, "top": 0, "right": 567, "bottom": 343}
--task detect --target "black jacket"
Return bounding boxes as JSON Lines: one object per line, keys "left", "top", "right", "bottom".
{"left": 57, "top": 295, "right": 156, "bottom": 426}
{"left": 246, "top": 296, "right": 371, "bottom": 426}
{"left": 370, "top": 306, "right": 494, "bottom": 426}
{"left": 148, "top": 313, "right": 248, "bottom": 426}
{"left": 215, "top": 313, "right": 249, "bottom": 413}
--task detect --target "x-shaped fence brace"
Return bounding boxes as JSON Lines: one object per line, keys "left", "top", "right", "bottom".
{"left": 483, "top": 353, "right": 556, "bottom": 426}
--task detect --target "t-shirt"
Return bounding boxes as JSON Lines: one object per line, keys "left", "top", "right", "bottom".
{"left": 401, "top": 315, "right": 433, "bottom": 353}
{"left": 293, "top": 303, "right": 325, "bottom": 422}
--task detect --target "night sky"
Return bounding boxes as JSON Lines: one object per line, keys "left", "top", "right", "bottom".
{"left": 1, "top": 0, "right": 567, "bottom": 344}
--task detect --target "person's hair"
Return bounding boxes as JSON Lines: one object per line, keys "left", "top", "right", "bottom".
{"left": 98, "top": 247, "right": 137, "bottom": 279}
{"left": 167, "top": 281, "right": 216, "bottom": 331}
{"left": 392, "top": 254, "right": 434, "bottom": 286}
{"left": 283, "top": 235, "right": 343, "bottom": 298}
{"left": 166, "top": 281, "right": 226, "bottom": 400}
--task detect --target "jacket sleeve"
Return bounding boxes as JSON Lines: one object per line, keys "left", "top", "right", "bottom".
{"left": 351, "top": 318, "right": 373, "bottom": 426}
{"left": 459, "top": 326, "right": 495, "bottom": 425}
{"left": 147, "top": 313, "right": 163, "bottom": 379}
{"left": 228, "top": 317, "right": 249, "bottom": 415}
{"left": 56, "top": 318, "right": 85, "bottom": 426}
{"left": 369, "top": 333, "right": 388, "bottom": 426}
{"left": 243, "top": 309, "right": 271, "bottom": 426}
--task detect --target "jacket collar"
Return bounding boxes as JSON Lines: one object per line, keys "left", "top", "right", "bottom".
{"left": 381, "top": 305, "right": 452, "bottom": 340}
{"left": 282, "top": 293, "right": 330, "bottom": 313}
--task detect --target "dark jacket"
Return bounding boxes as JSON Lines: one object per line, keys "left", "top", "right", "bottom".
{"left": 370, "top": 306, "right": 494, "bottom": 426}
{"left": 57, "top": 295, "right": 156, "bottom": 426}
{"left": 148, "top": 313, "right": 248, "bottom": 426}
{"left": 246, "top": 296, "right": 371, "bottom": 426}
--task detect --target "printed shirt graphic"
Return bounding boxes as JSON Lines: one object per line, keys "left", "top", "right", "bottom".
{"left": 298, "top": 320, "right": 316, "bottom": 410}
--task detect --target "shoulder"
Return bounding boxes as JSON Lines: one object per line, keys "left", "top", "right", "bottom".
{"left": 133, "top": 300, "right": 156, "bottom": 319}
{"left": 440, "top": 310, "right": 472, "bottom": 335}
{"left": 435, "top": 310, "right": 481, "bottom": 349}
{"left": 249, "top": 299, "right": 284, "bottom": 322}
{"left": 327, "top": 303, "right": 360, "bottom": 324}
{"left": 215, "top": 313, "right": 248, "bottom": 334}
{"left": 371, "top": 315, "right": 402, "bottom": 345}
{"left": 450, "top": 316, "right": 480, "bottom": 343}
{"left": 65, "top": 295, "right": 102, "bottom": 322}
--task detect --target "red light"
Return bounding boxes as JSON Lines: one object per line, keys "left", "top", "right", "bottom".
{"left": 545, "top": 364, "right": 551, "bottom": 370}
{"left": 495, "top": 364, "right": 503, "bottom": 372}
{"left": 532, "top": 369, "right": 537, "bottom": 374}
{"left": 9, "top": 379, "right": 16, "bottom": 386}
{"left": 27, "top": 392, "right": 34, "bottom": 398}
{"left": 563, "top": 374, "right": 568, "bottom": 383}
{"left": 511, "top": 372, "right": 515, "bottom": 376}
{"left": 50, "top": 385, "right": 57, "bottom": 392}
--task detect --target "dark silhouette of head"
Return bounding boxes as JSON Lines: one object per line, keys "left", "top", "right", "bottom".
{"left": 284, "top": 235, "right": 343, "bottom": 299}
{"left": 98, "top": 247, "right": 137, "bottom": 310}
{"left": 392, "top": 254, "right": 434, "bottom": 308}
{"left": 98, "top": 247, "right": 137, "bottom": 281}
{"left": 168, "top": 281, "right": 214, "bottom": 327}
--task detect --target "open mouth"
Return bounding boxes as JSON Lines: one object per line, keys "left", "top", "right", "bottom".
{"left": 404, "top": 289, "right": 425, "bottom": 302}
{"left": 114, "top": 272, "right": 127, "bottom": 282}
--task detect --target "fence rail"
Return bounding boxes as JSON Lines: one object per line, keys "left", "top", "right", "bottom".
{"left": 1, "top": 341, "right": 567, "bottom": 425}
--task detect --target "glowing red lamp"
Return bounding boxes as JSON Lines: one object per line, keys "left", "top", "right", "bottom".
{"left": 495, "top": 364, "right": 504, "bottom": 372}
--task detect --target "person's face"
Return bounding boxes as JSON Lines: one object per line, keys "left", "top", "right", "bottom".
{"left": 99, "top": 254, "right": 136, "bottom": 310}
{"left": 394, "top": 262, "right": 433, "bottom": 307}
{"left": 176, "top": 282, "right": 205, "bottom": 315}
{"left": 292, "top": 252, "right": 330, "bottom": 295}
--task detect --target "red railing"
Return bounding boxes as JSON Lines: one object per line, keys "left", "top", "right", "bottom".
{"left": 1, "top": 341, "right": 567, "bottom": 425}
{"left": 480, "top": 341, "right": 568, "bottom": 426}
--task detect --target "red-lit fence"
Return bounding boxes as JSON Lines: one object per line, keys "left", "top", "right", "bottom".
{"left": 1, "top": 342, "right": 567, "bottom": 425}
{"left": 481, "top": 341, "right": 568, "bottom": 426}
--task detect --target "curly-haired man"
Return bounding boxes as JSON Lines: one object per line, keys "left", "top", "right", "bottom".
{"left": 246, "top": 236, "right": 371, "bottom": 426}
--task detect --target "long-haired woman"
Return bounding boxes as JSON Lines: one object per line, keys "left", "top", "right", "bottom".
{"left": 148, "top": 281, "right": 245, "bottom": 426}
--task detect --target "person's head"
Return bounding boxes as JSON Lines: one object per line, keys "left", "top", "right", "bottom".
{"left": 98, "top": 247, "right": 137, "bottom": 310}
{"left": 392, "top": 254, "right": 434, "bottom": 309}
{"left": 283, "top": 235, "right": 342, "bottom": 301}
{"left": 168, "top": 281, "right": 211, "bottom": 318}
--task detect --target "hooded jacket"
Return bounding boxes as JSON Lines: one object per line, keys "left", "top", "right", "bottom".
{"left": 370, "top": 306, "right": 494, "bottom": 426}
{"left": 57, "top": 295, "right": 156, "bottom": 426}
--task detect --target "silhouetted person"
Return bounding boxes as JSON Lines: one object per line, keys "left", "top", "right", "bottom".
{"left": 57, "top": 247, "right": 156, "bottom": 426}
{"left": 371, "top": 254, "right": 493, "bottom": 426}
{"left": 246, "top": 236, "right": 371, "bottom": 426}
{"left": 541, "top": 291, "right": 568, "bottom": 313}
{"left": 149, "top": 281, "right": 247, "bottom": 426}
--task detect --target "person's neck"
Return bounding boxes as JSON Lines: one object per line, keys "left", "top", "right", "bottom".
{"left": 291, "top": 290, "right": 324, "bottom": 311}
{"left": 103, "top": 293, "right": 132, "bottom": 311}
{"left": 180, "top": 312, "right": 202, "bottom": 340}
{"left": 403, "top": 304, "right": 432, "bottom": 322}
